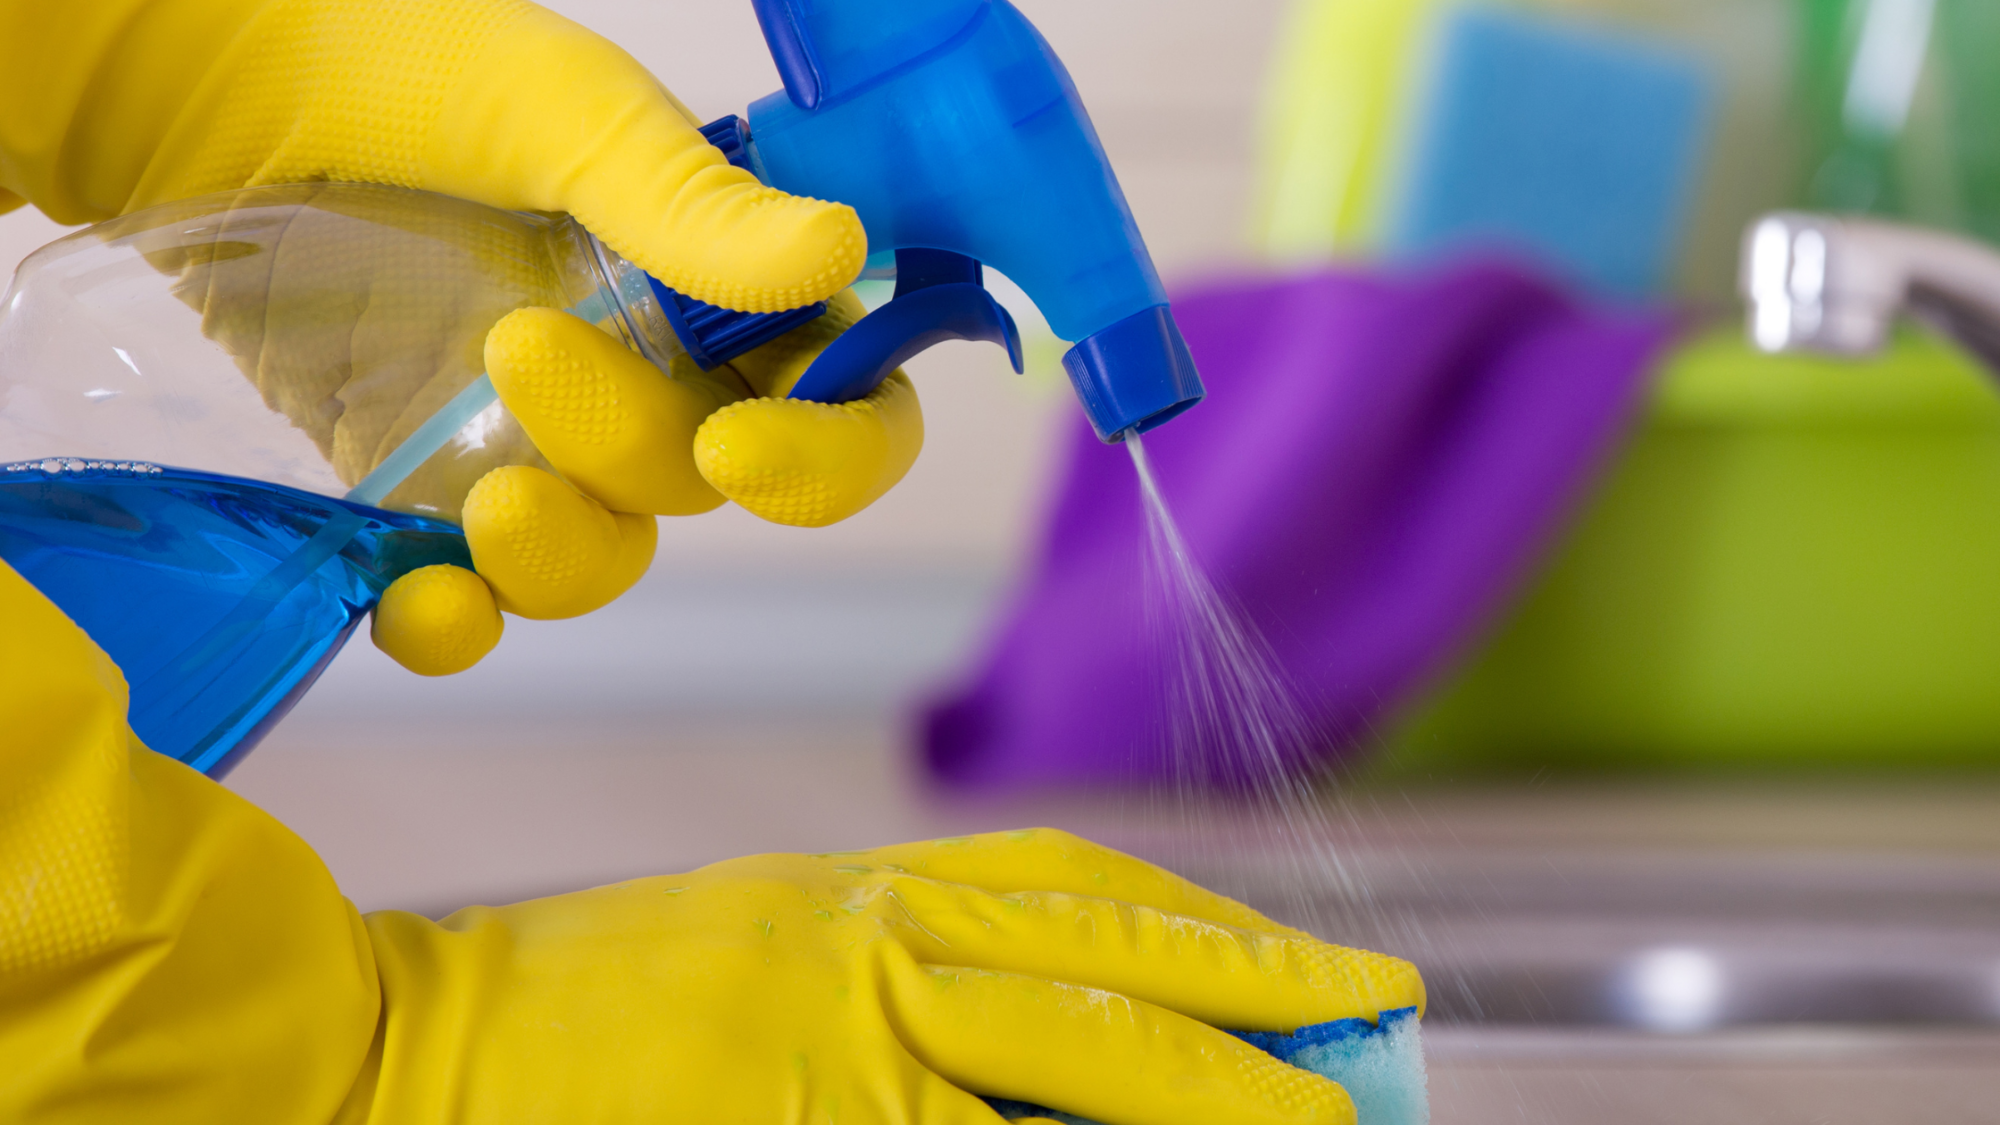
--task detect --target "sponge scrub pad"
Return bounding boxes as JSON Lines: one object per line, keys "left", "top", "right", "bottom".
{"left": 1234, "top": 1007, "right": 1427, "bottom": 1125}
{"left": 986, "top": 1007, "right": 1427, "bottom": 1125}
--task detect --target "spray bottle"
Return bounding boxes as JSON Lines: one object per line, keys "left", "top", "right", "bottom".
{"left": 0, "top": 0, "right": 1202, "bottom": 774}
{"left": 709, "top": 0, "right": 1208, "bottom": 441}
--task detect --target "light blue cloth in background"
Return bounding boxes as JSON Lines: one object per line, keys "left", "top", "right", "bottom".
{"left": 1387, "top": 6, "right": 1713, "bottom": 299}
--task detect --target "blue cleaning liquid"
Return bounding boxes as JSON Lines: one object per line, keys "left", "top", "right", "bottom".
{"left": 0, "top": 459, "right": 470, "bottom": 777}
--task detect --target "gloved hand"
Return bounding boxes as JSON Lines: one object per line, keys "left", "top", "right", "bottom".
{"left": 357, "top": 830, "right": 1422, "bottom": 1124}
{"left": 0, "top": 558, "right": 1425, "bottom": 1124}
{"left": 383, "top": 290, "right": 920, "bottom": 674}
{"left": 0, "top": 0, "right": 926, "bottom": 676}
{"left": 135, "top": 185, "right": 922, "bottom": 673}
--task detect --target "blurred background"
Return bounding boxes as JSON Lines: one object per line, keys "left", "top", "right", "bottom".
{"left": 8, "top": 0, "right": 2000, "bottom": 1119}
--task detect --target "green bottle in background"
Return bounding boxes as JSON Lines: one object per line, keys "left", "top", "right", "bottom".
{"left": 1799, "top": 0, "right": 2000, "bottom": 245}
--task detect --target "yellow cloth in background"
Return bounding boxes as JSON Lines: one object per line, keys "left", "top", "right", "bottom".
{"left": 1250, "top": 0, "right": 1450, "bottom": 261}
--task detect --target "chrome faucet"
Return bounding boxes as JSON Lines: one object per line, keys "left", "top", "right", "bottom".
{"left": 1740, "top": 212, "right": 2000, "bottom": 372}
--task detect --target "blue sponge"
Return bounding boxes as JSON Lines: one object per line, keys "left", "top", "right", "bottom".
{"left": 986, "top": 1007, "right": 1426, "bottom": 1125}
{"left": 1387, "top": 6, "right": 1713, "bottom": 299}
{"left": 1233, "top": 1007, "right": 1427, "bottom": 1125}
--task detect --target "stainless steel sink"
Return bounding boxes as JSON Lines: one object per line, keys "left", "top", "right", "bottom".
{"left": 1121, "top": 782, "right": 2000, "bottom": 1123}
{"left": 1253, "top": 849, "right": 2000, "bottom": 1030}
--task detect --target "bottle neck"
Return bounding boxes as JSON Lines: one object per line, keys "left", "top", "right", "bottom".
{"left": 575, "top": 225, "right": 690, "bottom": 373}
{"left": 570, "top": 216, "right": 828, "bottom": 378}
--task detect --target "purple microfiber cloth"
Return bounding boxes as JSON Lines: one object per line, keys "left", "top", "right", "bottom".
{"left": 922, "top": 261, "right": 1674, "bottom": 789}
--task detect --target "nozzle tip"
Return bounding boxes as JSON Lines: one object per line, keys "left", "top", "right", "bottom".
{"left": 1063, "top": 305, "right": 1205, "bottom": 442}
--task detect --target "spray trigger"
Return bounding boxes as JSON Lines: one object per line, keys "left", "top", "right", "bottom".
{"left": 788, "top": 248, "right": 1023, "bottom": 404}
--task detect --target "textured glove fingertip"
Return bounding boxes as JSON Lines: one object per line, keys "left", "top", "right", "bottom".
{"left": 1376, "top": 955, "right": 1427, "bottom": 1018}
{"left": 1296, "top": 942, "right": 1428, "bottom": 1022}
{"left": 372, "top": 564, "right": 504, "bottom": 676}
{"left": 464, "top": 465, "right": 658, "bottom": 619}
{"left": 693, "top": 373, "right": 923, "bottom": 527}
{"left": 643, "top": 174, "right": 866, "bottom": 313}
{"left": 486, "top": 307, "right": 733, "bottom": 515}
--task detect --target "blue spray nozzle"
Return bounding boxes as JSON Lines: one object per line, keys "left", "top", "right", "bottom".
{"left": 739, "top": 0, "right": 1203, "bottom": 440}
{"left": 1064, "top": 306, "right": 1204, "bottom": 441}
{"left": 655, "top": 1, "right": 1203, "bottom": 439}
{"left": 751, "top": 0, "right": 989, "bottom": 112}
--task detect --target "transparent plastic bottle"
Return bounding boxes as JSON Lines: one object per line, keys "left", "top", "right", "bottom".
{"left": 0, "top": 183, "right": 734, "bottom": 774}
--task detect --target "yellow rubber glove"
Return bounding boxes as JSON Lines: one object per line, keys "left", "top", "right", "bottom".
{"left": 694, "top": 292, "right": 927, "bottom": 528}
{"left": 489, "top": 290, "right": 924, "bottom": 532}
{"left": 355, "top": 832, "right": 1423, "bottom": 1124}
{"left": 0, "top": 559, "right": 1427, "bottom": 1124}
{"left": 0, "top": 0, "right": 926, "bottom": 677}
{"left": 0, "top": 559, "right": 381, "bottom": 1123}
{"left": 0, "top": 0, "right": 862, "bottom": 306}
{"left": 139, "top": 198, "right": 920, "bottom": 668}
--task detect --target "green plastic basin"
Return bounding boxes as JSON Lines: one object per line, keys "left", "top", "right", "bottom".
{"left": 1389, "top": 325, "right": 2000, "bottom": 772}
